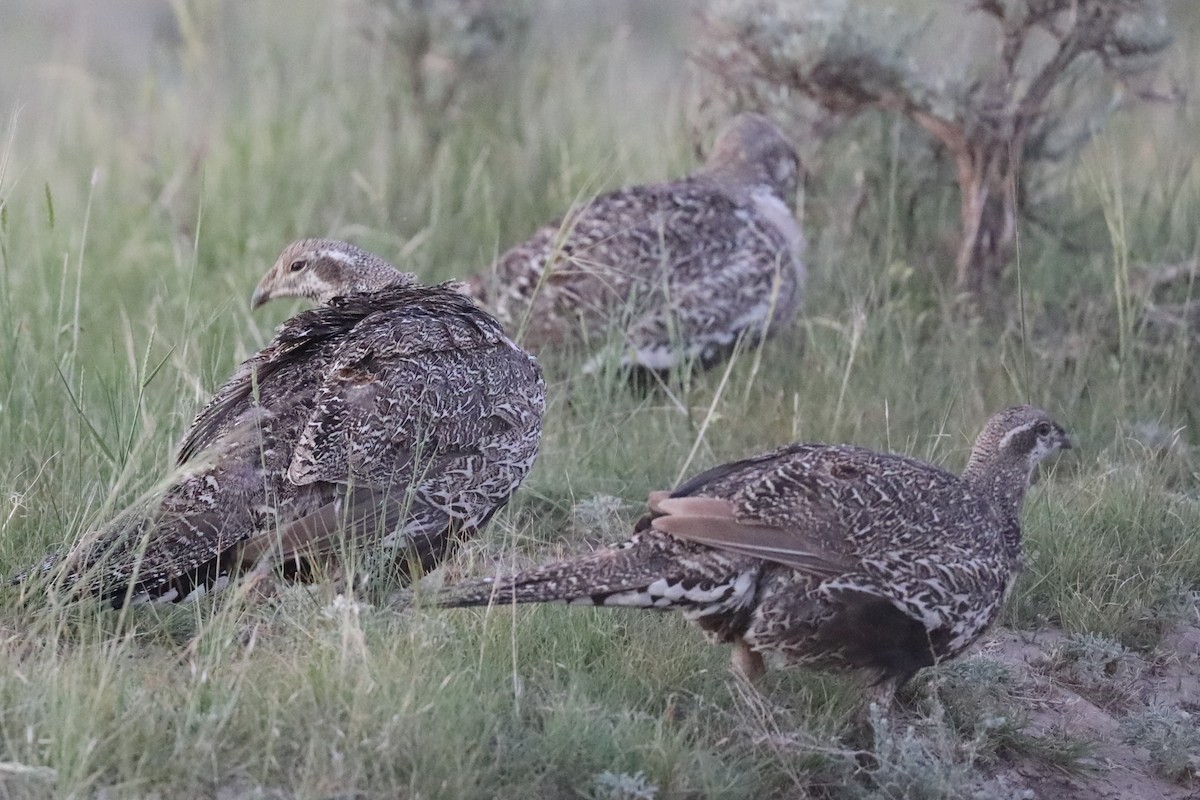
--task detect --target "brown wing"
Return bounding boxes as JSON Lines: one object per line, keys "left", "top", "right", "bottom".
{"left": 649, "top": 442, "right": 985, "bottom": 579}
{"left": 285, "top": 316, "right": 536, "bottom": 488}
{"left": 239, "top": 486, "right": 408, "bottom": 563}
{"left": 475, "top": 185, "right": 678, "bottom": 345}
{"left": 176, "top": 348, "right": 281, "bottom": 465}
{"left": 647, "top": 495, "right": 852, "bottom": 578}
{"left": 174, "top": 297, "right": 364, "bottom": 466}
{"left": 250, "top": 295, "right": 542, "bottom": 564}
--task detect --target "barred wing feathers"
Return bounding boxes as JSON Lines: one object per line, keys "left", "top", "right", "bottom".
{"left": 19, "top": 284, "right": 544, "bottom": 604}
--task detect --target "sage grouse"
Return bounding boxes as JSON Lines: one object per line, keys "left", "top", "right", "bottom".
{"left": 437, "top": 406, "right": 1070, "bottom": 690}
{"left": 20, "top": 240, "right": 545, "bottom": 606}
{"left": 465, "top": 113, "right": 806, "bottom": 378}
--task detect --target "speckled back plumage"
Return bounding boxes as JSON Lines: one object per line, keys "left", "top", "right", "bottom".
{"left": 467, "top": 113, "right": 806, "bottom": 375}
{"left": 19, "top": 283, "right": 545, "bottom": 606}
{"left": 438, "top": 407, "right": 1070, "bottom": 686}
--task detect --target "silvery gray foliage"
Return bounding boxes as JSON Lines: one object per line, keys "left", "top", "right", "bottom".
{"left": 591, "top": 771, "right": 659, "bottom": 800}
{"left": 1119, "top": 706, "right": 1200, "bottom": 783}
{"left": 699, "top": 0, "right": 1173, "bottom": 301}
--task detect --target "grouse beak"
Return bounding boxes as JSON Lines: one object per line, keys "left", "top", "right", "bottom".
{"left": 1059, "top": 433, "right": 1075, "bottom": 451}
{"left": 250, "top": 284, "right": 270, "bottom": 310}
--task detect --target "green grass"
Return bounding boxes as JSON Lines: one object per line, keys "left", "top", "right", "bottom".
{"left": 2, "top": 1, "right": 1200, "bottom": 797}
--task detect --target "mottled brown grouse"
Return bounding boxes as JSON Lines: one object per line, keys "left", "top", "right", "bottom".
{"left": 465, "top": 113, "right": 806, "bottom": 378}
{"left": 436, "top": 406, "right": 1070, "bottom": 690}
{"left": 20, "top": 240, "right": 545, "bottom": 606}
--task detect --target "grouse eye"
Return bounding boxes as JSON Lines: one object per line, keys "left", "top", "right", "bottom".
{"left": 289, "top": 259, "right": 308, "bottom": 273}
{"left": 1035, "top": 422, "right": 1052, "bottom": 437}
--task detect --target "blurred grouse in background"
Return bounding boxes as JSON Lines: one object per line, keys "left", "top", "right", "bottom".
{"left": 466, "top": 113, "right": 806, "bottom": 379}
{"left": 18, "top": 240, "right": 545, "bottom": 606}
{"left": 436, "top": 406, "right": 1070, "bottom": 695}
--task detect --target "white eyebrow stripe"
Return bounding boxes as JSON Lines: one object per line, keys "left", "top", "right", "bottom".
{"left": 997, "top": 420, "right": 1037, "bottom": 451}
{"left": 319, "top": 248, "right": 356, "bottom": 266}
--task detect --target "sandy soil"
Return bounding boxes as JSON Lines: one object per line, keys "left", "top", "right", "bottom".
{"left": 974, "top": 614, "right": 1200, "bottom": 800}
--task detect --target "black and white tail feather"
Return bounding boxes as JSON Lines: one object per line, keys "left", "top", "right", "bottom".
{"left": 436, "top": 534, "right": 758, "bottom": 621}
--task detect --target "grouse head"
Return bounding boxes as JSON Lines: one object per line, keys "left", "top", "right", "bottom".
{"left": 963, "top": 405, "right": 1073, "bottom": 515}
{"left": 251, "top": 239, "right": 415, "bottom": 309}
{"left": 702, "top": 113, "right": 800, "bottom": 204}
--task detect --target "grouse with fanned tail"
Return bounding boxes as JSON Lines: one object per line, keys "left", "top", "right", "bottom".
{"left": 434, "top": 407, "right": 1070, "bottom": 692}
{"left": 17, "top": 240, "right": 545, "bottom": 606}
{"left": 465, "top": 113, "right": 806, "bottom": 378}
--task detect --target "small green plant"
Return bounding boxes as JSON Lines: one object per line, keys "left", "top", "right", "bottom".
{"left": 1036, "top": 632, "right": 1143, "bottom": 710}
{"left": 855, "top": 705, "right": 1026, "bottom": 800}
{"left": 924, "top": 658, "right": 1022, "bottom": 745}
{"left": 1120, "top": 706, "right": 1200, "bottom": 783}
{"left": 922, "top": 657, "right": 1090, "bottom": 769}
{"left": 860, "top": 712, "right": 972, "bottom": 800}
{"left": 591, "top": 770, "right": 659, "bottom": 800}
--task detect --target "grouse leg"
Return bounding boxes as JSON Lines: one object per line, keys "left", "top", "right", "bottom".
{"left": 731, "top": 638, "right": 766, "bottom": 682}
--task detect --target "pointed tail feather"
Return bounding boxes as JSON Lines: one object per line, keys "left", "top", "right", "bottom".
{"left": 11, "top": 501, "right": 246, "bottom": 608}
{"left": 434, "top": 549, "right": 635, "bottom": 608}
{"left": 434, "top": 537, "right": 757, "bottom": 614}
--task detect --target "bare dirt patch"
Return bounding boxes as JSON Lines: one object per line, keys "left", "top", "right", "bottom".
{"left": 973, "top": 614, "right": 1200, "bottom": 800}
